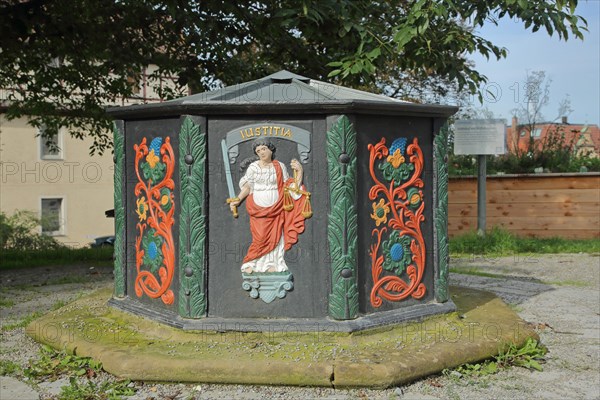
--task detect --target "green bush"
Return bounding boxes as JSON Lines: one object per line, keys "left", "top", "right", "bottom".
{"left": 448, "top": 154, "right": 477, "bottom": 176}
{"left": 0, "top": 210, "right": 113, "bottom": 269}
{"left": 0, "top": 210, "right": 63, "bottom": 251}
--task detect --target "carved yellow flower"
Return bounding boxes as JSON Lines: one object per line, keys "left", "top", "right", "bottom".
{"left": 146, "top": 150, "right": 160, "bottom": 169}
{"left": 386, "top": 149, "right": 405, "bottom": 169}
{"left": 370, "top": 198, "right": 390, "bottom": 227}
{"left": 136, "top": 197, "right": 148, "bottom": 221}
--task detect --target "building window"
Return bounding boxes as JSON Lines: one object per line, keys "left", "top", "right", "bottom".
{"left": 39, "top": 126, "right": 63, "bottom": 160}
{"left": 41, "top": 198, "right": 64, "bottom": 235}
{"left": 127, "top": 72, "right": 141, "bottom": 95}
{"left": 531, "top": 128, "right": 542, "bottom": 138}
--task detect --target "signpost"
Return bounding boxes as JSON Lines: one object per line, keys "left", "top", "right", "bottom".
{"left": 454, "top": 119, "right": 506, "bottom": 236}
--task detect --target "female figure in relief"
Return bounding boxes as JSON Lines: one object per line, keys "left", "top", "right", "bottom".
{"left": 228, "top": 140, "right": 310, "bottom": 273}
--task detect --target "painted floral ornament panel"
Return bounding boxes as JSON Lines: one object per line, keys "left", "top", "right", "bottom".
{"left": 134, "top": 136, "right": 176, "bottom": 306}
{"left": 368, "top": 137, "right": 426, "bottom": 307}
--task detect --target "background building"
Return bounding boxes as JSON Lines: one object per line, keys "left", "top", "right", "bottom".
{"left": 0, "top": 66, "right": 185, "bottom": 247}
{"left": 507, "top": 116, "right": 600, "bottom": 157}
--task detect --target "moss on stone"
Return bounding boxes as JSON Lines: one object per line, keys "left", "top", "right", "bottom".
{"left": 26, "top": 286, "right": 537, "bottom": 388}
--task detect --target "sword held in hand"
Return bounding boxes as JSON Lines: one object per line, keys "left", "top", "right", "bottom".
{"left": 226, "top": 197, "right": 239, "bottom": 218}
{"left": 221, "top": 139, "right": 239, "bottom": 218}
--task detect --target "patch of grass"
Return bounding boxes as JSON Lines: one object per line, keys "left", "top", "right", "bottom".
{"left": 447, "top": 360, "right": 500, "bottom": 378}
{"left": 0, "top": 298, "right": 15, "bottom": 307}
{"left": 0, "top": 247, "right": 113, "bottom": 270}
{"left": 450, "top": 227, "right": 600, "bottom": 256}
{"left": 495, "top": 338, "right": 547, "bottom": 370}
{"left": 0, "top": 359, "right": 20, "bottom": 375}
{"left": 24, "top": 345, "right": 102, "bottom": 380}
{"left": 52, "top": 300, "right": 68, "bottom": 310}
{"left": 59, "top": 377, "right": 135, "bottom": 400}
{"left": 443, "top": 338, "right": 547, "bottom": 380}
{"left": 24, "top": 346, "right": 137, "bottom": 399}
{"left": 1, "top": 311, "right": 44, "bottom": 331}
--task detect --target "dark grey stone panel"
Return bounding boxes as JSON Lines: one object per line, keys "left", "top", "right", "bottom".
{"left": 206, "top": 116, "right": 330, "bottom": 318}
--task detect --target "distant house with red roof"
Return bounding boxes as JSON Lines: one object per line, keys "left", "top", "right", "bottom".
{"left": 507, "top": 116, "right": 600, "bottom": 157}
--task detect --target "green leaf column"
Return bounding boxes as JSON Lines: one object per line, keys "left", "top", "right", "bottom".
{"left": 327, "top": 115, "right": 359, "bottom": 320}
{"left": 178, "top": 116, "right": 207, "bottom": 318}
{"left": 113, "top": 121, "right": 126, "bottom": 297}
{"left": 434, "top": 123, "right": 450, "bottom": 302}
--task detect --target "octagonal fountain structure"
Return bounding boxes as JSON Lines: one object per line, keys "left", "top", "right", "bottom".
{"left": 107, "top": 70, "right": 458, "bottom": 332}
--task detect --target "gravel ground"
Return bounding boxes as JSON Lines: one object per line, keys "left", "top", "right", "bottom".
{"left": 0, "top": 253, "right": 599, "bottom": 400}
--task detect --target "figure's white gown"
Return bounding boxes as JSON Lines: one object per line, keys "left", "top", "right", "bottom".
{"left": 239, "top": 161, "right": 299, "bottom": 273}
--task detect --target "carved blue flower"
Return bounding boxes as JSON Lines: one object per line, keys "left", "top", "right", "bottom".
{"left": 390, "top": 243, "right": 404, "bottom": 262}
{"left": 389, "top": 138, "right": 407, "bottom": 156}
{"left": 149, "top": 137, "right": 163, "bottom": 155}
{"left": 142, "top": 228, "right": 163, "bottom": 273}
{"left": 148, "top": 241, "right": 158, "bottom": 260}
{"left": 381, "top": 231, "right": 412, "bottom": 275}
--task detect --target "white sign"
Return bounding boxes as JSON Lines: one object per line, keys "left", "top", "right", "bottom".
{"left": 453, "top": 119, "right": 506, "bottom": 155}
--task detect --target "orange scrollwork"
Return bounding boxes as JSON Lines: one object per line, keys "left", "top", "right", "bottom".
{"left": 368, "top": 137, "right": 426, "bottom": 307}
{"left": 133, "top": 136, "right": 175, "bottom": 305}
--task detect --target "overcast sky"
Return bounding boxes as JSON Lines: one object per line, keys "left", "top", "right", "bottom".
{"left": 467, "top": 1, "right": 599, "bottom": 125}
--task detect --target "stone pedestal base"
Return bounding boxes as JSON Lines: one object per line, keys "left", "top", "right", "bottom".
{"left": 28, "top": 287, "right": 538, "bottom": 388}
{"left": 241, "top": 272, "right": 294, "bottom": 303}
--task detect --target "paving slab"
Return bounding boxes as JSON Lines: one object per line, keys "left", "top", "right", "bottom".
{"left": 0, "top": 376, "right": 39, "bottom": 400}
{"left": 37, "top": 378, "right": 70, "bottom": 397}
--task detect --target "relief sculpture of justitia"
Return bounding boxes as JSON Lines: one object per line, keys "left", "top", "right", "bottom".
{"left": 227, "top": 139, "right": 312, "bottom": 274}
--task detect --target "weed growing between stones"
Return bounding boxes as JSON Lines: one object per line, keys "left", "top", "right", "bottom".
{"left": 0, "top": 297, "right": 15, "bottom": 307}
{"left": 24, "top": 345, "right": 136, "bottom": 399}
{"left": 443, "top": 338, "right": 547, "bottom": 380}
{"left": 495, "top": 338, "right": 547, "bottom": 371}
{"left": 0, "top": 359, "right": 21, "bottom": 375}
{"left": 58, "top": 377, "right": 136, "bottom": 400}
{"left": 24, "top": 345, "right": 102, "bottom": 380}
{"left": 51, "top": 300, "right": 68, "bottom": 311}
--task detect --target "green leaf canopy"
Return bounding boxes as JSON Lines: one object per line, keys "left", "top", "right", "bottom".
{"left": 0, "top": 1, "right": 586, "bottom": 153}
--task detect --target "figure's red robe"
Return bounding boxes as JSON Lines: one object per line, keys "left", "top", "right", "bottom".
{"left": 243, "top": 160, "right": 308, "bottom": 264}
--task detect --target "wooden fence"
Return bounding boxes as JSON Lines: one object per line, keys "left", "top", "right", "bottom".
{"left": 448, "top": 173, "right": 600, "bottom": 239}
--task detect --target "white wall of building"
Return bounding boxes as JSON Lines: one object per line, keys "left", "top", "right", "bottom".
{"left": 0, "top": 116, "right": 115, "bottom": 247}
